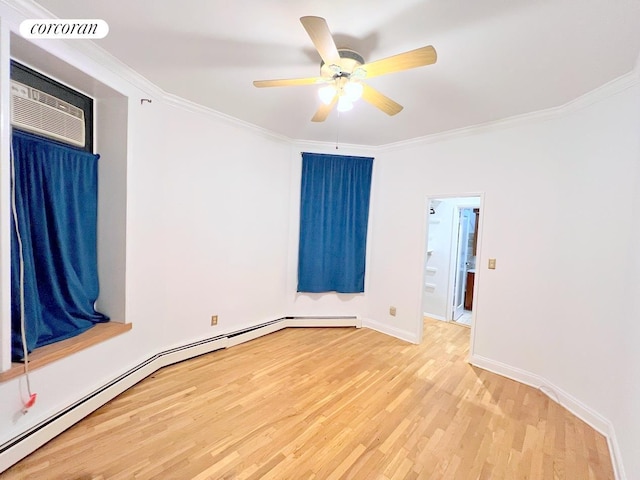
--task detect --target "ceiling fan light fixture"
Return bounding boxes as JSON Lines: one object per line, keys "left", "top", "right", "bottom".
{"left": 337, "top": 95, "right": 353, "bottom": 112}
{"left": 254, "top": 17, "right": 437, "bottom": 122}
{"left": 344, "top": 81, "right": 363, "bottom": 102}
{"left": 318, "top": 84, "right": 337, "bottom": 105}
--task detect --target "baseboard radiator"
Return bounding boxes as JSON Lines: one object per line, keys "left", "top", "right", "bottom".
{"left": 0, "top": 316, "right": 360, "bottom": 473}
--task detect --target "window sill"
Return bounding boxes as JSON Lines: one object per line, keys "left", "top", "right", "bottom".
{"left": 0, "top": 322, "right": 132, "bottom": 383}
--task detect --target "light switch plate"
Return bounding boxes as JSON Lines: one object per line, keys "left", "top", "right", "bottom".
{"left": 488, "top": 258, "right": 496, "bottom": 269}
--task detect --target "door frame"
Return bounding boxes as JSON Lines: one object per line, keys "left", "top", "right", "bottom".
{"left": 420, "top": 193, "right": 485, "bottom": 357}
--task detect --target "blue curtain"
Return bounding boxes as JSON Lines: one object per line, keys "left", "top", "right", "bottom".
{"left": 11, "top": 130, "right": 108, "bottom": 361}
{"left": 298, "top": 152, "right": 373, "bottom": 293}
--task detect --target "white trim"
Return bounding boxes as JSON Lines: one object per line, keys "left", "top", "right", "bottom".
{"left": 2, "top": 0, "right": 638, "bottom": 155}
{"left": 446, "top": 205, "right": 460, "bottom": 322}
{"left": 292, "top": 139, "right": 379, "bottom": 154}
{"left": 224, "top": 317, "right": 360, "bottom": 348}
{"left": 286, "top": 316, "right": 361, "bottom": 329}
{"left": 161, "top": 92, "right": 292, "bottom": 145}
{"left": 378, "top": 70, "right": 639, "bottom": 152}
{"left": 0, "top": 0, "right": 291, "bottom": 147}
{"left": 0, "top": 317, "right": 357, "bottom": 473}
{"left": 361, "top": 317, "right": 420, "bottom": 344}
{"left": 0, "top": 16, "right": 13, "bottom": 372}
{"left": 469, "top": 353, "right": 625, "bottom": 480}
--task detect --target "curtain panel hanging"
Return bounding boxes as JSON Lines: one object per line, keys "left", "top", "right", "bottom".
{"left": 11, "top": 130, "right": 108, "bottom": 361}
{"left": 297, "top": 152, "right": 374, "bottom": 293}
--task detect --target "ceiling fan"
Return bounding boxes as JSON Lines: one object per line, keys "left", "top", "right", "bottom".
{"left": 253, "top": 16, "right": 437, "bottom": 122}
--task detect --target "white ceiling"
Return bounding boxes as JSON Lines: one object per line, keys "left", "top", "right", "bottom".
{"left": 32, "top": 0, "right": 640, "bottom": 146}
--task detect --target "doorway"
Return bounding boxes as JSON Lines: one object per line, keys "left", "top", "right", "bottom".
{"left": 422, "top": 195, "right": 482, "bottom": 328}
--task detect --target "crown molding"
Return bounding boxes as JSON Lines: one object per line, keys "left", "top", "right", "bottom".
{"left": 378, "top": 69, "right": 639, "bottom": 152}
{"left": 0, "top": 0, "right": 292, "bottom": 146}
{"left": 292, "top": 138, "right": 378, "bottom": 154}
{"left": 0, "top": 0, "right": 164, "bottom": 96}
{"left": 1, "top": 0, "right": 51, "bottom": 19}
{"left": 160, "top": 91, "right": 292, "bottom": 145}
{"left": 2, "top": 0, "right": 639, "bottom": 154}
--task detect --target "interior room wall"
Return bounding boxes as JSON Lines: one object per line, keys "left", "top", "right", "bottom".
{"left": 0, "top": 95, "right": 292, "bottom": 458}
{"left": 157, "top": 102, "right": 292, "bottom": 345}
{"left": 609, "top": 80, "right": 640, "bottom": 479}
{"left": 1, "top": 2, "right": 639, "bottom": 477}
{"left": 364, "top": 78, "right": 640, "bottom": 479}
{"left": 0, "top": 8, "right": 293, "bottom": 451}
{"left": 285, "top": 141, "right": 377, "bottom": 318}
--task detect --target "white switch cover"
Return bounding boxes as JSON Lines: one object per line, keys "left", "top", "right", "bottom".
{"left": 488, "top": 258, "right": 496, "bottom": 269}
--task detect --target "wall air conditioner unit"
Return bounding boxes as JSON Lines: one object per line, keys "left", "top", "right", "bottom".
{"left": 10, "top": 80, "right": 85, "bottom": 147}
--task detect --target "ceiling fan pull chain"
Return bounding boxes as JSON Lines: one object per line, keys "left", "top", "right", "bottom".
{"left": 335, "top": 112, "right": 341, "bottom": 149}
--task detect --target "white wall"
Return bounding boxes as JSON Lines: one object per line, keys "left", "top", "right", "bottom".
{"left": 1, "top": 2, "right": 639, "bottom": 478}
{"left": 364, "top": 78, "right": 640, "bottom": 479}
{"left": 0, "top": 97, "right": 292, "bottom": 456}
{"left": 610, "top": 79, "right": 640, "bottom": 480}
{"left": 0, "top": 5, "right": 292, "bottom": 452}
{"left": 0, "top": 17, "right": 12, "bottom": 372}
{"left": 422, "top": 199, "right": 455, "bottom": 320}
{"left": 148, "top": 102, "right": 292, "bottom": 346}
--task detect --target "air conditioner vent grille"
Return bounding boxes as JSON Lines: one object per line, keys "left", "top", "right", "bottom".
{"left": 10, "top": 80, "right": 85, "bottom": 147}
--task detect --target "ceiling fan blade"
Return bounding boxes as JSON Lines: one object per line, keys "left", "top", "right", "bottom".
{"left": 300, "top": 16, "right": 341, "bottom": 66}
{"left": 361, "top": 46, "right": 437, "bottom": 79}
{"left": 361, "top": 83, "right": 403, "bottom": 116}
{"left": 311, "top": 96, "right": 338, "bottom": 122}
{"left": 253, "top": 77, "right": 325, "bottom": 88}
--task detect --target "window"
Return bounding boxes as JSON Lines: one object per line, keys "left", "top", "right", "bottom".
{"left": 297, "top": 152, "right": 374, "bottom": 293}
{"left": 9, "top": 62, "right": 109, "bottom": 362}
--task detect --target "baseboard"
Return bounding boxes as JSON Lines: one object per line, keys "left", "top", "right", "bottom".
{"left": 285, "top": 316, "right": 361, "bottom": 329}
{"left": 469, "top": 353, "right": 626, "bottom": 480}
{"left": 0, "top": 316, "right": 356, "bottom": 474}
{"left": 423, "top": 312, "right": 446, "bottom": 322}
{"left": 361, "top": 317, "right": 420, "bottom": 344}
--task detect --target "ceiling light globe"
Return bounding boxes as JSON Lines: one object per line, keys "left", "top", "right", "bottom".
{"left": 318, "top": 84, "right": 337, "bottom": 105}
{"left": 337, "top": 95, "right": 353, "bottom": 112}
{"left": 344, "top": 81, "right": 363, "bottom": 102}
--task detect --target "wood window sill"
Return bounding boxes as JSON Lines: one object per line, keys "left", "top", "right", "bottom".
{"left": 0, "top": 322, "right": 132, "bottom": 383}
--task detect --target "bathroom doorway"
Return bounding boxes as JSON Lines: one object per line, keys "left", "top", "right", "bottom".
{"left": 422, "top": 195, "right": 482, "bottom": 328}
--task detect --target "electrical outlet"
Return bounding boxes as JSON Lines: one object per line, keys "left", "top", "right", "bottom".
{"left": 211, "top": 315, "right": 218, "bottom": 326}
{"left": 389, "top": 306, "right": 397, "bottom": 316}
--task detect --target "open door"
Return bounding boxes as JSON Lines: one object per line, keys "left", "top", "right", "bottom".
{"left": 451, "top": 208, "right": 471, "bottom": 320}
{"left": 422, "top": 195, "right": 481, "bottom": 331}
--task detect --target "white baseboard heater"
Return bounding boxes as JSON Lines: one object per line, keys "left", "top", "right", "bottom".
{"left": 0, "top": 316, "right": 359, "bottom": 473}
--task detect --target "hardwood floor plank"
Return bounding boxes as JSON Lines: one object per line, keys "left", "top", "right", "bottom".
{"left": 2, "top": 319, "right": 615, "bottom": 479}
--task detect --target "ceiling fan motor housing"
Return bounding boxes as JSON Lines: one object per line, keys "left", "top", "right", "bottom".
{"left": 320, "top": 49, "right": 365, "bottom": 78}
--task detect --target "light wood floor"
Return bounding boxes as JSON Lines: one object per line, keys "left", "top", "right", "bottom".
{"left": 4, "top": 319, "right": 614, "bottom": 479}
